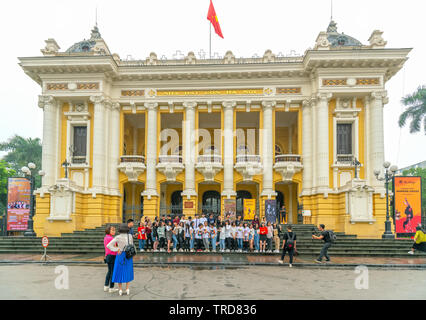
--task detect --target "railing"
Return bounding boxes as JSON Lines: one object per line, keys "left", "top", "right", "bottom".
{"left": 159, "top": 204, "right": 183, "bottom": 216}
{"left": 197, "top": 155, "right": 222, "bottom": 163}
{"left": 336, "top": 154, "right": 354, "bottom": 163}
{"left": 275, "top": 154, "right": 302, "bottom": 163}
{"left": 71, "top": 156, "right": 86, "bottom": 164}
{"left": 235, "top": 155, "right": 261, "bottom": 163}
{"left": 158, "top": 155, "right": 183, "bottom": 164}
{"left": 120, "top": 155, "right": 145, "bottom": 163}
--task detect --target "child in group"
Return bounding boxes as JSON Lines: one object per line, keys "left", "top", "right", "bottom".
{"left": 210, "top": 223, "right": 217, "bottom": 252}
{"left": 157, "top": 221, "right": 166, "bottom": 252}
{"left": 266, "top": 221, "right": 274, "bottom": 253}
{"left": 249, "top": 224, "right": 255, "bottom": 252}
{"left": 273, "top": 223, "right": 281, "bottom": 253}
{"left": 236, "top": 223, "right": 244, "bottom": 252}
{"left": 195, "top": 223, "right": 204, "bottom": 252}
{"left": 230, "top": 222, "right": 237, "bottom": 252}
{"left": 152, "top": 221, "right": 159, "bottom": 252}
{"left": 243, "top": 223, "right": 250, "bottom": 252}
{"left": 225, "top": 221, "right": 232, "bottom": 252}
{"left": 184, "top": 222, "right": 191, "bottom": 252}
{"left": 172, "top": 222, "right": 179, "bottom": 252}
{"left": 219, "top": 223, "right": 226, "bottom": 252}
{"left": 137, "top": 222, "right": 146, "bottom": 252}
{"left": 203, "top": 221, "right": 211, "bottom": 252}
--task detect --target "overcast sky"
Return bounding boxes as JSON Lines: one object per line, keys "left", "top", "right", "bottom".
{"left": 0, "top": 0, "right": 424, "bottom": 169}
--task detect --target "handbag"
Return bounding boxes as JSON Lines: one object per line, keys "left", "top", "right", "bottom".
{"left": 124, "top": 233, "right": 137, "bottom": 259}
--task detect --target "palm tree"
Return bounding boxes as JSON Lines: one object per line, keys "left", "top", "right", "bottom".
{"left": 398, "top": 85, "right": 426, "bottom": 134}
{"left": 0, "top": 135, "right": 42, "bottom": 188}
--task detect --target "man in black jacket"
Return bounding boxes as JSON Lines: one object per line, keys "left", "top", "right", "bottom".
{"left": 312, "top": 224, "right": 332, "bottom": 263}
{"left": 278, "top": 225, "right": 296, "bottom": 268}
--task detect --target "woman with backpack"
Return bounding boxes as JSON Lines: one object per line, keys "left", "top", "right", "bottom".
{"left": 106, "top": 223, "right": 135, "bottom": 296}
{"left": 278, "top": 225, "right": 296, "bottom": 267}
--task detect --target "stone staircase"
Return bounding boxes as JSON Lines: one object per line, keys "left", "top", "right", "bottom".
{"left": 0, "top": 223, "right": 421, "bottom": 257}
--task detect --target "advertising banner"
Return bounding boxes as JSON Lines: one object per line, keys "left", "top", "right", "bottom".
{"left": 243, "top": 199, "right": 256, "bottom": 220}
{"left": 265, "top": 199, "right": 277, "bottom": 224}
{"left": 223, "top": 199, "right": 236, "bottom": 221}
{"left": 6, "top": 178, "right": 31, "bottom": 231}
{"left": 394, "top": 176, "right": 422, "bottom": 234}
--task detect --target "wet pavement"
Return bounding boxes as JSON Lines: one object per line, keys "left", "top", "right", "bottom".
{"left": 1, "top": 264, "right": 425, "bottom": 300}
{"left": 0, "top": 252, "right": 425, "bottom": 268}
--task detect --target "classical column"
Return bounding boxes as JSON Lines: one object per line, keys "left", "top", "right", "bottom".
{"left": 109, "top": 102, "right": 121, "bottom": 194}
{"left": 142, "top": 102, "right": 159, "bottom": 199}
{"left": 222, "top": 101, "right": 236, "bottom": 198}
{"left": 301, "top": 99, "right": 313, "bottom": 195}
{"left": 182, "top": 101, "right": 197, "bottom": 198}
{"left": 39, "top": 95, "right": 57, "bottom": 187}
{"left": 90, "top": 95, "right": 107, "bottom": 193}
{"left": 260, "top": 101, "right": 276, "bottom": 198}
{"left": 315, "top": 93, "right": 332, "bottom": 195}
{"left": 370, "top": 91, "right": 388, "bottom": 190}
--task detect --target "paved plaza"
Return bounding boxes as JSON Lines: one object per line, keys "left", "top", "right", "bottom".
{"left": 1, "top": 263, "right": 425, "bottom": 300}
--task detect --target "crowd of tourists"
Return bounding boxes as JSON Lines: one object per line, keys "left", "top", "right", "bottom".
{"left": 133, "top": 214, "right": 285, "bottom": 253}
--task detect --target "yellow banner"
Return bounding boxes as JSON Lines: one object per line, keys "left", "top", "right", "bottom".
{"left": 243, "top": 199, "right": 256, "bottom": 220}
{"left": 157, "top": 89, "right": 263, "bottom": 96}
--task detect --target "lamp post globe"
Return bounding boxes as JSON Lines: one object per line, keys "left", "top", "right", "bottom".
{"left": 28, "top": 162, "right": 36, "bottom": 170}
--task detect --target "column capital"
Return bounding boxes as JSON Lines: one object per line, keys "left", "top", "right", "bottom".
{"left": 89, "top": 95, "right": 106, "bottom": 104}
{"left": 261, "top": 100, "right": 276, "bottom": 109}
{"left": 302, "top": 99, "right": 312, "bottom": 108}
{"left": 38, "top": 95, "right": 55, "bottom": 109}
{"left": 371, "top": 91, "right": 389, "bottom": 104}
{"left": 222, "top": 101, "right": 236, "bottom": 109}
{"left": 111, "top": 101, "right": 121, "bottom": 111}
{"left": 316, "top": 92, "right": 333, "bottom": 101}
{"left": 145, "top": 102, "right": 158, "bottom": 111}
{"left": 182, "top": 101, "right": 197, "bottom": 109}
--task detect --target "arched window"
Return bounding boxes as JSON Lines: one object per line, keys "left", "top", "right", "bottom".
{"left": 171, "top": 190, "right": 183, "bottom": 217}
{"left": 202, "top": 191, "right": 221, "bottom": 217}
{"left": 236, "top": 190, "right": 252, "bottom": 218}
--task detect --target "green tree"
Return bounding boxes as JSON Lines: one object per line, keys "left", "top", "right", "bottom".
{"left": 402, "top": 167, "right": 426, "bottom": 220}
{"left": 0, "top": 160, "right": 16, "bottom": 214}
{"left": 0, "top": 135, "right": 42, "bottom": 189}
{"left": 398, "top": 85, "right": 426, "bottom": 134}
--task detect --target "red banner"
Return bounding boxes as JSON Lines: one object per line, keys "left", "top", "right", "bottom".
{"left": 394, "top": 176, "right": 422, "bottom": 234}
{"left": 6, "top": 178, "right": 30, "bottom": 231}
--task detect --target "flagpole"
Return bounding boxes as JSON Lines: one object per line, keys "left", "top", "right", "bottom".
{"left": 209, "top": 23, "right": 212, "bottom": 59}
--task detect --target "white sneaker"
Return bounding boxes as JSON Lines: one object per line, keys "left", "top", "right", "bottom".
{"left": 274, "top": 250, "right": 279, "bottom": 253}
{"left": 173, "top": 249, "right": 177, "bottom": 252}
{"left": 408, "top": 251, "right": 414, "bottom": 255}
{"left": 278, "top": 260, "right": 283, "bottom": 264}
{"left": 289, "top": 264, "right": 293, "bottom": 268}
{"left": 119, "top": 290, "right": 123, "bottom": 296}
{"left": 104, "top": 286, "right": 109, "bottom": 292}
{"left": 126, "top": 289, "right": 130, "bottom": 295}
{"left": 109, "top": 288, "right": 119, "bottom": 293}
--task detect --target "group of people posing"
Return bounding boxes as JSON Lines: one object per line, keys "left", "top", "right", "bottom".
{"left": 134, "top": 214, "right": 285, "bottom": 253}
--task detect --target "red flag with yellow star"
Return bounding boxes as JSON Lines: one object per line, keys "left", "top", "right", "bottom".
{"left": 207, "top": 0, "right": 224, "bottom": 38}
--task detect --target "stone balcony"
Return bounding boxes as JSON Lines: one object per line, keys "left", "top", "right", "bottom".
{"left": 195, "top": 154, "right": 223, "bottom": 181}
{"left": 156, "top": 155, "right": 184, "bottom": 182}
{"left": 234, "top": 155, "right": 263, "bottom": 181}
{"left": 118, "top": 155, "right": 146, "bottom": 182}
{"left": 273, "top": 154, "right": 303, "bottom": 182}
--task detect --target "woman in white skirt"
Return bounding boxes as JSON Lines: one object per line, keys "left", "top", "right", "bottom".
{"left": 106, "top": 224, "right": 134, "bottom": 296}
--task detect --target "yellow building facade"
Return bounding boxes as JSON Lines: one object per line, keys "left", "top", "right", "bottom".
{"left": 19, "top": 22, "right": 410, "bottom": 238}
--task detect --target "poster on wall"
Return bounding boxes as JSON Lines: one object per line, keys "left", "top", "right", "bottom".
{"left": 223, "top": 199, "right": 236, "bottom": 221}
{"left": 243, "top": 199, "right": 256, "bottom": 220}
{"left": 394, "top": 176, "right": 422, "bottom": 234}
{"left": 265, "top": 199, "right": 277, "bottom": 224}
{"left": 6, "top": 178, "right": 31, "bottom": 231}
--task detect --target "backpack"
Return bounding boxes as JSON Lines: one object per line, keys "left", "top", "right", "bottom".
{"left": 124, "top": 233, "right": 137, "bottom": 259}
{"left": 285, "top": 232, "right": 296, "bottom": 249}
{"left": 327, "top": 230, "right": 337, "bottom": 243}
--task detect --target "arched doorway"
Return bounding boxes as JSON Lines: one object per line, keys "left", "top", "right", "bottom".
{"left": 171, "top": 190, "right": 183, "bottom": 217}
{"left": 202, "top": 191, "right": 221, "bottom": 217}
{"left": 236, "top": 190, "right": 252, "bottom": 219}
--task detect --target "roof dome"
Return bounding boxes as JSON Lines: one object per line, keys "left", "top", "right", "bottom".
{"left": 326, "top": 20, "right": 363, "bottom": 47}
{"left": 66, "top": 26, "right": 102, "bottom": 53}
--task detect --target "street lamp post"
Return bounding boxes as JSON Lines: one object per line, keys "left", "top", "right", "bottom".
{"left": 374, "top": 161, "right": 398, "bottom": 239}
{"left": 22, "top": 163, "right": 44, "bottom": 237}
